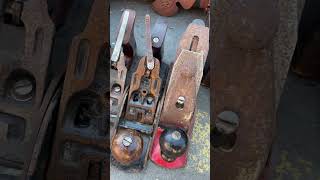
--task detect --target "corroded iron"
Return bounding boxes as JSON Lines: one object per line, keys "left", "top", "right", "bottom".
{"left": 152, "top": 0, "right": 210, "bottom": 16}
{"left": 0, "top": 0, "right": 57, "bottom": 179}
{"left": 150, "top": 19, "right": 209, "bottom": 168}
{"left": 124, "top": 15, "right": 161, "bottom": 125}
{"left": 111, "top": 15, "right": 164, "bottom": 172}
{"left": 110, "top": 9, "right": 136, "bottom": 139}
{"left": 160, "top": 19, "right": 208, "bottom": 130}
{"left": 211, "top": 0, "right": 278, "bottom": 179}
{"left": 46, "top": 0, "right": 109, "bottom": 179}
{"left": 111, "top": 129, "right": 143, "bottom": 166}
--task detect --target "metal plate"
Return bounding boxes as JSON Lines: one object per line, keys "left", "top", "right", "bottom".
{"left": 124, "top": 15, "right": 162, "bottom": 125}
{"left": 46, "top": 0, "right": 109, "bottom": 179}
{"left": 0, "top": 0, "right": 56, "bottom": 179}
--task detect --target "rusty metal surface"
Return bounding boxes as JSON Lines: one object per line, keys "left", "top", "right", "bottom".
{"left": 124, "top": 15, "right": 162, "bottom": 125}
{"left": 46, "top": 0, "right": 109, "bottom": 179}
{"left": 198, "top": 0, "right": 210, "bottom": 10}
{"left": 110, "top": 9, "right": 136, "bottom": 139}
{"left": 111, "top": 15, "right": 165, "bottom": 172}
{"left": 0, "top": 0, "right": 57, "bottom": 179}
{"left": 111, "top": 129, "right": 143, "bottom": 166}
{"left": 149, "top": 20, "right": 208, "bottom": 169}
{"left": 160, "top": 20, "right": 209, "bottom": 132}
{"left": 152, "top": 0, "right": 209, "bottom": 16}
{"left": 152, "top": 0, "right": 195, "bottom": 16}
{"left": 211, "top": 0, "right": 279, "bottom": 179}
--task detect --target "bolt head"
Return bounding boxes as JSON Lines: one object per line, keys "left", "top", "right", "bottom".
{"left": 122, "top": 136, "right": 133, "bottom": 147}
{"left": 177, "top": 96, "right": 185, "bottom": 104}
{"left": 146, "top": 96, "right": 153, "bottom": 104}
{"left": 153, "top": 37, "right": 160, "bottom": 43}
{"left": 11, "top": 79, "right": 34, "bottom": 101}
{"left": 216, "top": 111, "right": 239, "bottom": 134}
{"left": 178, "top": 96, "right": 185, "bottom": 103}
{"left": 113, "top": 85, "right": 121, "bottom": 93}
{"left": 176, "top": 96, "right": 185, "bottom": 109}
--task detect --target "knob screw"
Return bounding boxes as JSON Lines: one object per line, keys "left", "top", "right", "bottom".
{"left": 122, "top": 136, "right": 133, "bottom": 147}
{"left": 11, "top": 79, "right": 34, "bottom": 101}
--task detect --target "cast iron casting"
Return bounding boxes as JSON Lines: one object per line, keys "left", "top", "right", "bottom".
{"left": 150, "top": 19, "right": 209, "bottom": 169}
{"left": 110, "top": 9, "right": 136, "bottom": 140}
{"left": 46, "top": 0, "right": 109, "bottom": 179}
{"left": 0, "top": 0, "right": 59, "bottom": 179}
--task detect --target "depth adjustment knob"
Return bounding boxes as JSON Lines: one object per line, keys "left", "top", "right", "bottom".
{"left": 159, "top": 128, "right": 188, "bottom": 162}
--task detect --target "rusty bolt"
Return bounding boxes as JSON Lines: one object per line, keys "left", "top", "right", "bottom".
{"left": 176, "top": 96, "right": 185, "bottom": 109}
{"left": 216, "top": 111, "right": 239, "bottom": 134}
{"left": 11, "top": 79, "right": 34, "bottom": 101}
{"left": 122, "top": 136, "right": 133, "bottom": 147}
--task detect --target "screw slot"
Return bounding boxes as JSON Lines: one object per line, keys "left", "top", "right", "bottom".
{"left": 122, "top": 136, "right": 133, "bottom": 147}
{"left": 112, "top": 84, "right": 121, "bottom": 94}
{"left": 216, "top": 111, "right": 239, "bottom": 134}
{"left": 212, "top": 111, "right": 240, "bottom": 152}
{"left": 175, "top": 96, "right": 185, "bottom": 109}
{"left": 11, "top": 78, "right": 34, "bottom": 102}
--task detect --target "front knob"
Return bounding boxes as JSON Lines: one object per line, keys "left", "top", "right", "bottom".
{"left": 111, "top": 129, "right": 143, "bottom": 165}
{"left": 159, "top": 128, "right": 188, "bottom": 162}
